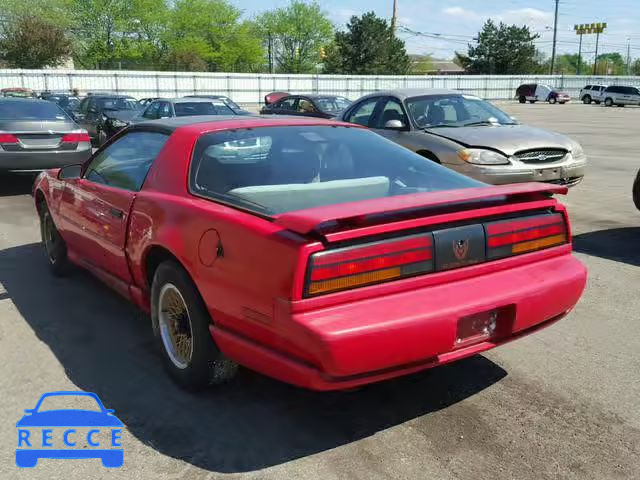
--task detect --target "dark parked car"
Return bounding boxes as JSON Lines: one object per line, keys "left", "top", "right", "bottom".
{"left": 0, "top": 98, "right": 91, "bottom": 173}
{"left": 75, "top": 95, "right": 139, "bottom": 146}
{"left": 132, "top": 97, "right": 247, "bottom": 123}
{"left": 184, "top": 95, "right": 250, "bottom": 115}
{"left": 39, "top": 92, "right": 81, "bottom": 119}
{"left": 138, "top": 97, "right": 161, "bottom": 109}
{"left": 516, "top": 84, "right": 570, "bottom": 104}
{"left": 260, "top": 94, "right": 352, "bottom": 118}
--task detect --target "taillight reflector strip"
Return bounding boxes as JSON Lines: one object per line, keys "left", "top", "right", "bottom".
{"left": 61, "top": 132, "right": 91, "bottom": 143}
{"left": 306, "top": 234, "right": 433, "bottom": 296}
{"left": 0, "top": 134, "right": 19, "bottom": 144}
{"left": 486, "top": 213, "right": 567, "bottom": 259}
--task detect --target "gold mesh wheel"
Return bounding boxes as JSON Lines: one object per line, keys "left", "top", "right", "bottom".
{"left": 158, "top": 283, "right": 194, "bottom": 369}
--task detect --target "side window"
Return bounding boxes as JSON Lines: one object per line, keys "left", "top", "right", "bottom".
{"left": 585, "top": 85, "right": 592, "bottom": 90}
{"left": 298, "top": 99, "right": 315, "bottom": 113}
{"left": 84, "top": 131, "right": 169, "bottom": 191}
{"left": 376, "top": 98, "right": 408, "bottom": 129}
{"left": 278, "top": 97, "right": 297, "bottom": 111}
{"left": 158, "top": 102, "right": 172, "bottom": 118}
{"left": 345, "top": 98, "right": 380, "bottom": 127}
{"left": 78, "top": 98, "right": 89, "bottom": 114}
{"left": 142, "top": 102, "right": 160, "bottom": 119}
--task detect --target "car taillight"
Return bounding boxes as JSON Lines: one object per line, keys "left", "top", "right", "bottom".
{"left": 485, "top": 213, "right": 568, "bottom": 260}
{"left": 0, "top": 134, "right": 19, "bottom": 144}
{"left": 306, "top": 234, "right": 433, "bottom": 296}
{"left": 61, "top": 132, "right": 91, "bottom": 143}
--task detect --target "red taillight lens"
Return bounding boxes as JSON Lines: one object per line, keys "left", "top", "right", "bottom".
{"left": 306, "top": 234, "right": 433, "bottom": 296}
{"left": 485, "top": 213, "right": 568, "bottom": 259}
{"left": 0, "top": 134, "right": 19, "bottom": 144}
{"left": 61, "top": 132, "right": 91, "bottom": 143}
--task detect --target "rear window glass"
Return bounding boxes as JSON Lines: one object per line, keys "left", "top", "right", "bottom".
{"left": 174, "top": 102, "right": 235, "bottom": 116}
{"left": 97, "top": 97, "right": 138, "bottom": 111}
{"left": 189, "top": 126, "right": 481, "bottom": 215}
{"left": 0, "top": 100, "right": 68, "bottom": 120}
{"left": 315, "top": 97, "right": 352, "bottom": 113}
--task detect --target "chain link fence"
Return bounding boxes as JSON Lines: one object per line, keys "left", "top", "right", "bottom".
{"left": 2, "top": 69, "right": 640, "bottom": 106}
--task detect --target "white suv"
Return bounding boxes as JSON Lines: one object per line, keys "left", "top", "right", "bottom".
{"left": 579, "top": 85, "right": 607, "bottom": 104}
{"left": 601, "top": 85, "right": 640, "bottom": 107}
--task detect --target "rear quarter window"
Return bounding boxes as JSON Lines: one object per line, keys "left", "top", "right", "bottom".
{"left": 188, "top": 125, "right": 481, "bottom": 215}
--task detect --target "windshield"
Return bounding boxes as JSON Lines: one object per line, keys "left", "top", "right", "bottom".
{"left": 174, "top": 101, "right": 235, "bottom": 116}
{"left": 0, "top": 100, "right": 68, "bottom": 121}
{"left": 190, "top": 125, "right": 481, "bottom": 215}
{"left": 35, "top": 394, "right": 102, "bottom": 412}
{"left": 315, "top": 96, "right": 352, "bottom": 113}
{"left": 406, "top": 94, "right": 516, "bottom": 129}
{"left": 219, "top": 97, "right": 241, "bottom": 110}
{"left": 98, "top": 97, "right": 138, "bottom": 111}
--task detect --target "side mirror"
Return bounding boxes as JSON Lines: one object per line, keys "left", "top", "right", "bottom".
{"left": 58, "top": 164, "right": 82, "bottom": 180}
{"left": 24, "top": 409, "right": 34, "bottom": 414}
{"left": 384, "top": 119, "right": 406, "bottom": 130}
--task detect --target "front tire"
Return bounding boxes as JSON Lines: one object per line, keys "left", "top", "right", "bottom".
{"left": 150, "top": 260, "right": 238, "bottom": 390}
{"left": 583, "top": 95, "right": 592, "bottom": 104}
{"left": 518, "top": 96, "right": 526, "bottom": 104}
{"left": 605, "top": 98, "right": 614, "bottom": 107}
{"left": 549, "top": 97, "right": 557, "bottom": 104}
{"left": 39, "top": 204, "right": 72, "bottom": 276}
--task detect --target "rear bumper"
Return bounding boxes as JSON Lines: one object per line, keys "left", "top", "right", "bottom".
{"left": 212, "top": 252, "right": 587, "bottom": 390}
{"left": 0, "top": 149, "right": 91, "bottom": 172}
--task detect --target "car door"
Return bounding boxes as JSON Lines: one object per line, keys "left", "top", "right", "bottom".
{"left": 370, "top": 97, "right": 412, "bottom": 147}
{"left": 74, "top": 97, "right": 91, "bottom": 132}
{"left": 141, "top": 101, "right": 160, "bottom": 120}
{"left": 84, "top": 98, "right": 102, "bottom": 138}
{"left": 343, "top": 96, "right": 383, "bottom": 127}
{"left": 57, "top": 130, "right": 170, "bottom": 285}
{"left": 274, "top": 97, "right": 298, "bottom": 115}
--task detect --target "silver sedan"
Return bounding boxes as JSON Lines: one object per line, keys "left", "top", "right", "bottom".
{"left": 339, "top": 89, "right": 586, "bottom": 187}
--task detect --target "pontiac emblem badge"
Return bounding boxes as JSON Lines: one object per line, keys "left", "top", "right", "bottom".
{"left": 453, "top": 239, "right": 469, "bottom": 260}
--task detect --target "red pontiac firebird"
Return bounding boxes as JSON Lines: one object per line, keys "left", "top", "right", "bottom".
{"left": 33, "top": 116, "right": 587, "bottom": 391}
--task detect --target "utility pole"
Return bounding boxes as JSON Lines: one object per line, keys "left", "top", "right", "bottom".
{"left": 267, "top": 32, "right": 273, "bottom": 74}
{"left": 391, "top": 0, "right": 398, "bottom": 36}
{"left": 577, "top": 31, "right": 583, "bottom": 75}
{"left": 593, "top": 29, "right": 601, "bottom": 75}
{"left": 550, "top": 0, "right": 559, "bottom": 75}
{"left": 627, "top": 39, "right": 632, "bottom": 75}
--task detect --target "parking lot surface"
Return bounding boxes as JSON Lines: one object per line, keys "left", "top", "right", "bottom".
{"left": 0, "top": 103, "right": 639, "bottom": 479}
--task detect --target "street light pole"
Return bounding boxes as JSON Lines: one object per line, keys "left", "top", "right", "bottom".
{"left": 627, "top": 39, "right": 632, "bottom": 75}
{"left": 593, "top": 30, "right": 601, "bottom": 75}
{"left": 577, "top": 32, "right": 583, "bottom": 75}
{"left": 550, "top": 0, "right": 559, "bottom": 74}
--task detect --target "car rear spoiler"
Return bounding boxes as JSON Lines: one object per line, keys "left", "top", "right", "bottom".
{"left": 273, "top": 182, "right": 568, "bottom": 235}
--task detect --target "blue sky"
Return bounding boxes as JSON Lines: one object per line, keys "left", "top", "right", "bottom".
{"left": 234, "top": 0, "right": 640, "bottom": 60}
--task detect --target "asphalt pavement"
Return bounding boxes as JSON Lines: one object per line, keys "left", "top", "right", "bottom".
{"left": 0, "top": 102, "right": 639, "bottom": 479}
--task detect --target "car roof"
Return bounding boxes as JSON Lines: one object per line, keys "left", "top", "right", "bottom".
{"left": 89, "top": 94, "right": 135, "bottom": 99}
{"left": 162, "top": 97, "right": 230, "bottom": 104}
{"left": 356, "top": 88, "right": 465, "bottom": 100}
{"left": 0, "top": 97, "right": 51, "bottom": 104}
{"left": 132, "top": 115, "right": 359, "bottom": 134}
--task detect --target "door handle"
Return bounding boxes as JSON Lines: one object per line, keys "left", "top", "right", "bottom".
{"left": 109, "top": 208, "right": 124, "bottom": 219}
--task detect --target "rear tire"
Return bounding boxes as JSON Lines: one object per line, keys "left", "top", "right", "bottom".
{"left": 633, "top": 171, "right": 640, "bottom": 211}
{"left": 583, "top": 95, "right": 592, "bottom": 104}
{"left": 150, "top": 260, "right": 238, "bottom": 390}
{"left": 518, "top": 96, "right": 526, "bottom": 104}
{"left": 549, "top": 97, "right": 557, "bottom": 104}
{"left": 529, "top": 100, "right": 536, "bottom": 104}
{"left": 605, "top": 98, "right": 614, "bottom": 107}
{"left": 39, "top": 203, "right": 72, "bottom": 276}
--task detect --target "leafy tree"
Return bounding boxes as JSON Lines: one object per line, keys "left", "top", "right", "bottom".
{"left": 165, "top": 0, "right": 264, "bottom": 72}
{"left": 594, "top": 52, "right": 626, "bottom": 75}
{"left": 540, "top": 53, "right": 590, "bottom": 75}
{"left": 323, "top": 12, "right": 410, "bottom": 75}
{"left": 456, "top": 20, "right": 540, "bottom": 74}
{"left": 0, "top": 16, "right": 72, "bottom": 68}
{"left": 257, "top": 1, "right": 333, "bottom": 73}
{"left": 631, "top": 59, "right": 640, "bottom": 76}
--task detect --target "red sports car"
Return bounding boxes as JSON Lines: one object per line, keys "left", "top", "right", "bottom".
{"left": 33, "top": 116, "right": 587, "bottom": 391}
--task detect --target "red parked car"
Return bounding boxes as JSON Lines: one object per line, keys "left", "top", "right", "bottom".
{"left": 33, "top": 116, "right": 587, "bottom": 391}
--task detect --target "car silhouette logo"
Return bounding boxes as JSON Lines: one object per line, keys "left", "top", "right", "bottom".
{"left": 15, "top": 391, "right": 123, "bottom": 468}
{"left": 453, "top": 239, "right": 469, "bottom": 260}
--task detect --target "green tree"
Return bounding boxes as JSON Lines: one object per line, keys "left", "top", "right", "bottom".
{"left": 541, "top": 53, "right": 590, "bottom": 75}
{"left": 323, "top": 12, "right": 410, "bottom": 74}
{"left": 257, "top": 1, "right": 333, "bottom": 73}
{"left": 594, "top": 52, "right": 626, "bottom": 75}
{"left": 631, "top": 59, "right": 640, "bottom": 76}
{"left": 165, "top": 0, "right": 264, "bottom": 71}
{"left": 0, "top": 16, "right": 72, "bottom": 68}
{"left": 456, "top": 20, "right": 540, "bottom": 74}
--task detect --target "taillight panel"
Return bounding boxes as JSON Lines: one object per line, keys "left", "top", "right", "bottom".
{"left": 304, "top": 212, "right": 569, "bottom": 297}
{"left": 485, "top": 213, "right": 567, "bottom": 260}
{"left": 306, "top": 234, "right": 433, "bottom": 296}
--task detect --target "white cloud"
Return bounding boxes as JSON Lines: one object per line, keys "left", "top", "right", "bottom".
{"left": 442, "top": 6, "right": 478, "bottom": 21}
{"left": 498, "top": 8, "right": 553, "bottom": 30}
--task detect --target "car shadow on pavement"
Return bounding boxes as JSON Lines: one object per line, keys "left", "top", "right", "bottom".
{"left": 0, "top": 174, "right": 36, "bottom": 197}
{"left": 0, "top": 242, "right": 507, "bottom": 474}
{"left": 573, "top": 227, "right": 640, "bottom": 267}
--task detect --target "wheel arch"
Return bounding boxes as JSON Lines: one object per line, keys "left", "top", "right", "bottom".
{"left": 144, "top": 245, "right": 186, "bottom": 289}
{"left": 416, "top": 149, "right": 441, "bottom": 164}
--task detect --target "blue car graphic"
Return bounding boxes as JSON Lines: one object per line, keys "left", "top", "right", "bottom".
{"left": 16, "top": 391, "right": 123, "bottom": 468}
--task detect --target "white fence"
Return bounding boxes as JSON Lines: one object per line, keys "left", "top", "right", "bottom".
{"left": 2, "top": 69, "right": 640, "bottom": 105}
